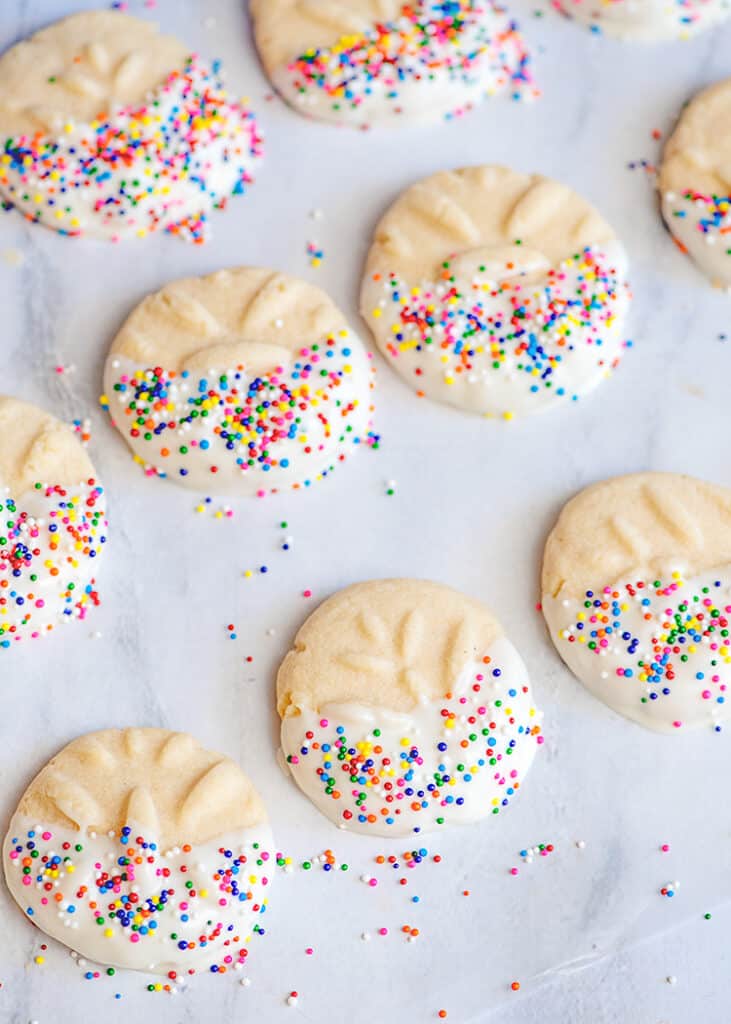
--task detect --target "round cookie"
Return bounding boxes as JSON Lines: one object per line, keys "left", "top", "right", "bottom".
{"left": 360, "top": 165, "right": 631, "bottom": 418}
{"left": 659, "top": 78, "right": 731, "bottom": 290}
{"left": 542, "top": 473, "right": 731, "bottom": 733}
{"left": 277, "top": 579, "right": 543, "bottom": 836}
{"left": 102, "top": 267, "right": 376, "bottom": 495}
{"left": 553, "top": 0, "right": 731, "bottom": 39}
{"left": 250, "top": 0, "right": 536, "bottom": 128}
{"left": 0, "top": 396, "right": 107, "bottom": 650}
{"left": 4, "top": 728, "right": 273, "bottom": 973}
{"left": 0, "top": 11, "right": 262, "bottom": 242}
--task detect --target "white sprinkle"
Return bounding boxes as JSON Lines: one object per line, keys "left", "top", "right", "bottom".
{"left": 2, "top": 248, "right": 25, "bottom": 267}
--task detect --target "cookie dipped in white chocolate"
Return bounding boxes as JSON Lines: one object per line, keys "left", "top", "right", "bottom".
{"left": 0, "top": 11, "right": 262, "bottom": 242}
{"left": 553, "top": 0, "right": 731, "bottom": 40}
{"left": 660, "top": 78, "right": 731, "bottom": 290}
{"left": 102, "top": 267, "right": 376, "bottom": 496}
{"left": 4, "top": 729, "right": 274, "bottom": 973}
{"left": 361, "top": 165, "right": 631, "bottom": 419}
{"left": 0, "top": 396, "right": 107, "bottom": 650}
{"left": 542, "top": 473, "right": 731, "bottom": 732}
{"left": 251, "top": 0, "right": 537, "bottom": 127}
{"left": 278, "top": 579, "right": 543, "bottom": 836}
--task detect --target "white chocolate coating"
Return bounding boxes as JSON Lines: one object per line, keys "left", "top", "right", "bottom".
{"left": 281, "top": 636, "right": 543, "bottom": 836}
{"left": 4, "top": 819, "right": 274, "bottom": 973}
{"left": 251, "top": 0, "right": 536, "bottom": 127}
{"left": 0, "top": 483, "right": 106, "bottom": 649}
{"left": 543, "top": 567, "right": 731, "bottom": 733}
{"left": 0, "top": 396, "right": 107, "bottom": 650}
{"left": 554, "top": 0, "right": 731, "bottom": 39}
{"left": 660, "top": 77, "right": 731, "bottom": 290}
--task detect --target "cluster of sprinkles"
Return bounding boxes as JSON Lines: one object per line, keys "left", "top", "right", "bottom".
{"left": 103, "top": 334, "right": 377, "bottom": 491}
{"left": 0, "top": 480, "right": 106, "bottom": 648}
{"left": 242, "top": 522, "right": 294, "bottom": 579}
{"left": 284, "top": 0, "right": 537, "bottom": 123}
{"left": 286, "top": 654, "right": 542, "bottom": 830}
{"left": 558, "top": 573, "right": 730, "bottom": 726}
{"left": 306, "top": 241, "right": 325, "bottom": 268}
{"left": 194, "top": 496, "right": 234, "bottom": 519}
{"left": 6, "top": 824, "right": 271, "bottom": 972}
{"left": 0, "top": 57, "right": 262, "bottom": 242}
{"left": 71, "top": 418, "right": 92, "bottom": 448}
{"left": 509, "top": 841, "right": 555, "bottom": 875}
{"left": 661, "top": 879, "right": 680, "bottom": 898}
{"left": 368, "top": 246, "right": 629, "bottom": 414}
{"left": 553, "top": 0, "right": 726, "bottom": 33}
{"left": 666, "top": 191, "right": 731, "bottom": 267}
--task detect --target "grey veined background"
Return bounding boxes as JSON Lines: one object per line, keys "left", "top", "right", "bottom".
{"left": 1, "top": 1, "right": 730, "bottom": 1022}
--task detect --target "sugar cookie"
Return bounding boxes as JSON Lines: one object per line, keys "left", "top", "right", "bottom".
{"left": 660, "top": 78, "right": 731, "bottom": 290}
{"left": 542, "top": 473, "right": 731, "bottom": 732}
{"left": 553, "top": 0, "right": 731, "bottom": 39}
{"left": 250, "top": 0, "right": 536, "bottom": 127}
{"left": 278, "top": 579, "right": 543, "bottom": 836}
{"left": 361, "top": 165, "right": 631, "bottom": 418}
{"left": 4, "top": 728, "right": 273, "bottom": 973}
{"left": 0, "top": 11, "right": 262, "bottom": 242}
{"left": 0, "top": 396, "right": 107, "bottom": 650}
{"left": 102, "top": 267, "right": 376, "bottom": 495}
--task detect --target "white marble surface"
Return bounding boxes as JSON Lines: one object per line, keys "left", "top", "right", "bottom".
{"left": 1, "top": 1, "right": 730, "bottom": 1022}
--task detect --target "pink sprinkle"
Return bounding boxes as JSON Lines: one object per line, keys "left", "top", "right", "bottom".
{"left": 661, "top": 844, "right": 670, "bottom": 853}
{"left": 378, "top": 927, "right": 388, "bottom": 936}
{"left": 305, "top": 948, "right": 313, "bottom": 956}
{"left": 303, "top": 589, "right": 312, "bottom": 598}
